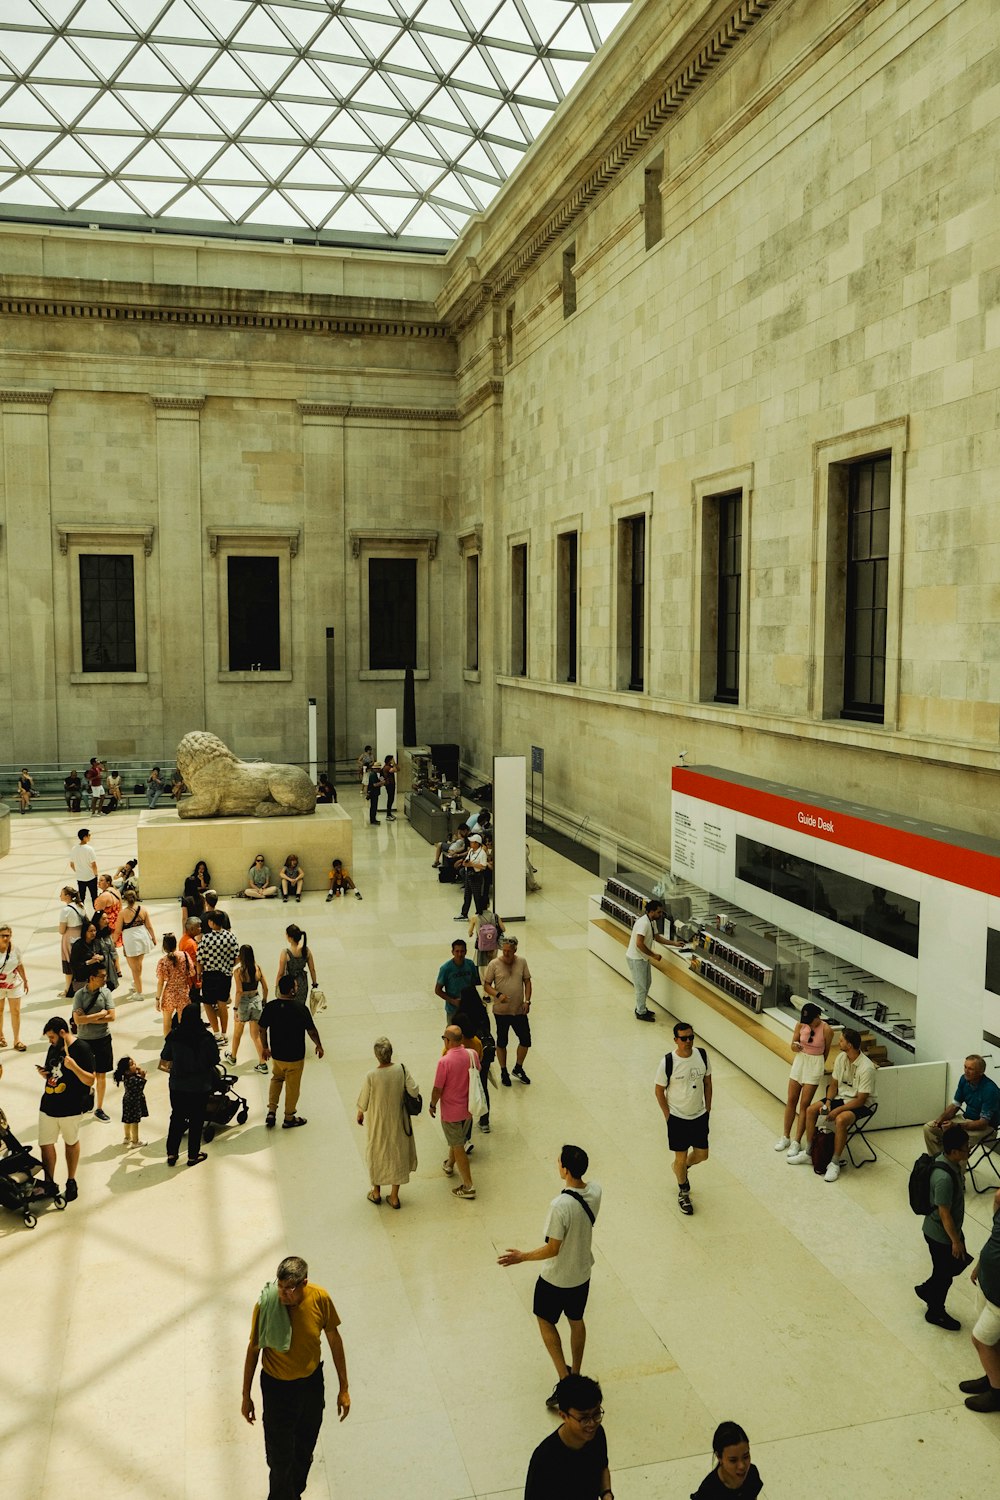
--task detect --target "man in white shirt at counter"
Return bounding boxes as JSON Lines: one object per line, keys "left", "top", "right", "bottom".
{"left": 791, "top": 1027, "right": 877, "bottom": 1181}
{"left": 625, "top": 898, "right": 678, "bottom": 1022}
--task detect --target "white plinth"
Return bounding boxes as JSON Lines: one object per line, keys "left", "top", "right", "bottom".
{"left": 136, "top": 804, "right": 353, "bottom": 899}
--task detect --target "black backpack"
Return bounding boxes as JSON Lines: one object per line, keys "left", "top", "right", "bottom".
{"left": 908, "top": 1153, "right": 959, "bottom": 1215}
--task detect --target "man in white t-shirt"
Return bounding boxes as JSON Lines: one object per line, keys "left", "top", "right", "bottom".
{"left": 654, "top": 1022, "right": 712, "bottom": 1215}
{"left": 497, "top": 1145, "right": 602, "bottom": 1407}
{"left": 792, "top": 1027, "right": 877, "bottom": 1181}
{"left": 625, "top": 898, "right": 669, "bottom": 1022}
{"left": 70, "top": 828, "right": 99, "bottom": 909}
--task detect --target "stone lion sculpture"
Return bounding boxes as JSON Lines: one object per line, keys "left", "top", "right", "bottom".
{"left": 175, "top": 731, "right": 316, "bottom": 819}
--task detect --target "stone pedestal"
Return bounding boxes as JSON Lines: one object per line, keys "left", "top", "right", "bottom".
{"left": 136, "top": 804, "right": 353, "bottom": 898}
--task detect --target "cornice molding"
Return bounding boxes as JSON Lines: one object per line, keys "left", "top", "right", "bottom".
{"left": 57, "top": 521, "right": 154, "bottom": 555}
{"left": 349, "top": 527, "right": 439, "bottom": 561}
{"left": 150, "top": 395, "right": 205, "bottom": 411}
{"left": 446, "top": 0, "right": 778, "bottom": 330}
{"left": 0, "top": 387, "right": 53, "bottom": 404}
{"left": 207, "top": 525, "right": 300, "bottom": 558}
{"left": 348, "top": 405, "right": 458, "bottom": 423}
{"left": 296, "top": 402, "right": 351, "bottom": 418}
{"left": 458, "top": 379, "right": 504, "bottom": 419}
{"left": 0, "top": 287, "right": 449, "bottom": 340}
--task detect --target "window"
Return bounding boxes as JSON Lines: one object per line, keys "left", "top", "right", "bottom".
{"left": 79, "top": 555, "right": 136, "bottom": 672}
{"left": 505, "top": 304, "right": 515, "bottom": 366}
{"left": 510, "top": 542, "right": 528, "bottom": 676}
{"left": 557, "top": 530, "right": 579, "bottom": 683}
{"left": 716, "top": 492, "right": 742, "bottom": 704}
{"left": 812, "top": 420, "right": 905, "bottom": 727}
{"left": 644, "top": 155, "right": 663, "bottom": 249}
{"left": 465, "top": 552, "right": 479, "bottom": 671}
{"left": 369, "top": 557, "right": 417, "bottom": 670}
{"left": 616, "top": 514, "right": 646, "bottom": 691}
{"left": 227, "top": 556, "right": 280, "bottom": 671}
{"left": 692, "top": 471, "right": 750, "bottom": 706}
{"left": 843, "top": 455, "right": 890, "bottom": 722}
{"left": 562, "top": 245, "right": 577, "bottom": 317}
{"left": 736, "top": 836, "right": 919, "bottom": 959}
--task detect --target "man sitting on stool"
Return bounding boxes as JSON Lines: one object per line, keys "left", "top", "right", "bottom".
{"left": 790, "top": 1027, "right": 877, "bottom": 1182}
{"left": 924, "top": 1054, "right": 1000, "bottom": 1159}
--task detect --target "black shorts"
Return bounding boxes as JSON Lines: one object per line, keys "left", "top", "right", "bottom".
{"left": 201, "top": 971, "right": 231, "bottom": 1006}
{"left": 85, "top": 1034, "right": 114, "bottom": 1074}
{"left": 495, "top": 1013, "right": 531, "bottom": 1048}
{"left": 830, "top": 1099, "right": 874, "bottom": 1120}
{"left": 533, "top": 1276, "right": 590, "bottom": 1325}
{"left": 666, "top": 1112, "right": 710, "bottom": 1153}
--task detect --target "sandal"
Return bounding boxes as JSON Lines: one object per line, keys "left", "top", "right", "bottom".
{"left": 387, "top": 1197, "right": 401, "bottom": 1210}
{"left": 0, "top": 1034, "right": 6, "bottom": 1048}
{"left": 166, "top": 1155, "right": 178, "bottom": 1167}
{"left": 13, "top": 1042, "right": 26, "bottom": 1052}
{"left": 186, "top": 1152, "right": 208, "bottom": 1166}
{"left": 367, "top": 1190, "right": 382, "bottom": 1206}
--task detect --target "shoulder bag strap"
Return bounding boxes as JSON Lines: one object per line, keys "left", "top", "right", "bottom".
{"left": 560, "top": 1188, "right": 596, "bottom": 1226}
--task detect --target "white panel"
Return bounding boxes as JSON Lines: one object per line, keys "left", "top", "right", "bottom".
{"left": 493, "top": 755, "right": 526, "bottom": 920}
{"left": 375, "top": 707, "right": 396, "bottom": 766}
{"left": 916, "top": 875, "right": 985, "bottom": 1063}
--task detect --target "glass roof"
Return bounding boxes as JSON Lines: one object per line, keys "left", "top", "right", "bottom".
{"left": 0, "top": 1, "right": 633, "bottom": 249}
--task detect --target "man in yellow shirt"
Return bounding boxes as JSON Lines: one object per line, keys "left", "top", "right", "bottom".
{"left": 242, "top": 1254, "right": 350, "bottom": 1499}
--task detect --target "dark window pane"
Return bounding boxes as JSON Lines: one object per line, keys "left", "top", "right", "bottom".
{"left": 79, "top": 555, "right": 136, "bottom": 672}
{"left": 843, "top": 456, "right": 889, "bottom": 721}
{"left": 369, "top": 557, "right": 417, "bottom": 670}
{"left": 715, "top": 491, "right": 741, "bottom": 703}
{"left": 628, "top": 515, "right": 645, "bottom": 691}
{"left": 228, "top": 556, "right": 280, "bottom": 671}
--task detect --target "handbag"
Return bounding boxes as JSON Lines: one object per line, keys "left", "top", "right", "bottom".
{"left": 400, "top": 1062, "right": 422, "bottom": 1116}
{"left": 467, "top": 1051, "right": 488, "bottom": 1122}
{"left": 309, "top": 986, "right": 327, "bottom": 1015}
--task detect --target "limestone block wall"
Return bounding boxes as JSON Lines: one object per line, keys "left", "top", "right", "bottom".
{"left": 446, "top": 0, "right": 1000, "bottom": 864}
{"left": 0, "top": 229, "right": 457, "bottom": 766}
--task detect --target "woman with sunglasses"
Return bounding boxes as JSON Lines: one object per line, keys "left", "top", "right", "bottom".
{"left": 775, "top": 1000, "right": 833, "bottom": 1157}
{"left": 244, "top": 855, "right": 278, "bottom": 900}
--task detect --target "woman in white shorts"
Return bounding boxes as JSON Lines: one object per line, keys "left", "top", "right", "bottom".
{"left": 775, "top": 1001, "right": 833, "bottom": 1156}
{"left": 228, "top": 944, "right": 268, "bottom": 1072}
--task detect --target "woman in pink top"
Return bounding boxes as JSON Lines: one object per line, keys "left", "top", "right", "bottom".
{"left": 775, "top": 1001, "right": 833, "bottom": 1156}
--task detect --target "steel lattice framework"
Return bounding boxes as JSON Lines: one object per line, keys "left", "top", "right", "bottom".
{"left": 0, "top": 0, "right": 632, "bottom": 249}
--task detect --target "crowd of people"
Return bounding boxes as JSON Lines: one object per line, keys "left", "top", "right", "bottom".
{"left": 3, "top": 775, "right": 1000, "bottom": 1499}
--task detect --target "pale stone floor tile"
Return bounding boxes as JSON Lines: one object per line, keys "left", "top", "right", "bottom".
{"left": 3, "top": 806, "right": 1000, "bottom": 1498}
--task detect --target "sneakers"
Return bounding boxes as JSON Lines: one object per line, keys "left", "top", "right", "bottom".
{"left": 787, "top": 1147, "right": 810, "bottom": 1164}
{"left": 64, "top": 1178, "right": 78, "bottom": 1202}
{"left": 635, "top": 1010, "right": 656, "bottom": 1022}
{"left": 513, "top": 1065, "right": 531, "bottom": 1085}
{"left": 355, "top": 891, "right": 363, "bottom": 900}
{"left": 326, "top": 892, "right": 334, "bottom": 902}
{"left": 464, "top": 1141, "right": 475, "bottom": 1154}
{"left": 224, "top": 1052, "right": 237, "bottom": 1065}
{"left": 454, "top": 914, "right": 467, "bottom": 921}
{"left": 774, "top": 1136, "right": 791, "bottom": 1152}
{"left": 925, "top": 1309, "right": 961, "bottom": 1331}
{"left": 443, "top": 1157, "right": 455, "bottom": 1176}
{"left": 678, "top": 1189, "right": 694, "bottom": 1216}
{"left": 265, "top": 1113, "right": 277, "bottom": 1128}
{"left": 479, "top": 1117, "right": 491, "bottom": 1134}
{"left": 500, "top": 1069, "right": 511, "bottom": 1088}
{"left": 452, "top": 1184, "right": 476, "bottom": 1199}
{"left": 914, "top": 1283, "right": 931, "bottom": 1305}
{"left": 824, "top": 1161, "right": 841, "bottom": 1183}
{"left": 959, "top": 1375, "right": 991, "bottom": 1394}
{"left": 545, "top": 1386, "right": 562, "bottom": 1411}
{"left": 93, "top": 1108, "right": 110, "bottom": 1123}
{"left": 254, "top": 1062, "right": 269, "bottom": 1073}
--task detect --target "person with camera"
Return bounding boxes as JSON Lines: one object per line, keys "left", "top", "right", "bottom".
{"left": 35, "top": 1015, "right": 96, "bottom": 1202}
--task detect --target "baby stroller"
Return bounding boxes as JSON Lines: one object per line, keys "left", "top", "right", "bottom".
{"left": 202, "top": 1063, "right": 249, "bottom": 1142}
{"left": 0, "top": 1107, "right": 66, "bottom": 1227}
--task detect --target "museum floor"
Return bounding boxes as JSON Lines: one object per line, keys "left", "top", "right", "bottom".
{"left": 1, "top": 798, "right": 998, "bottom": 1500}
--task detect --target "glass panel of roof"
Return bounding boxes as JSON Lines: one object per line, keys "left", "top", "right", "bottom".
{"left": 0, "top": 0, "right": 633, "bottom": 246}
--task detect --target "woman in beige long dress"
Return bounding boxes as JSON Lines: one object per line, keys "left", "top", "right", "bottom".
{"left": 356, "top": 1037, "right": 420, "bottom": 1209}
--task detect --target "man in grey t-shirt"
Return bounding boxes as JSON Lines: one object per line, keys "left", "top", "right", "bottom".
{"left": 72, "top": 964, "right": 116, "bottom": 1122}
{"left": 498, "top": 1144, "right": 602, "bottom": 1408}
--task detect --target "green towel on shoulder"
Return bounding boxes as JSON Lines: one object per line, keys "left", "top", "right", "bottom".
{"left": 257, "top": 1280, "right": 292, "bottom": 1351}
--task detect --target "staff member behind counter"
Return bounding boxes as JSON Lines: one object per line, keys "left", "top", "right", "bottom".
{"left": 625, "top": 898, "right": 684, "bottom": 1024}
